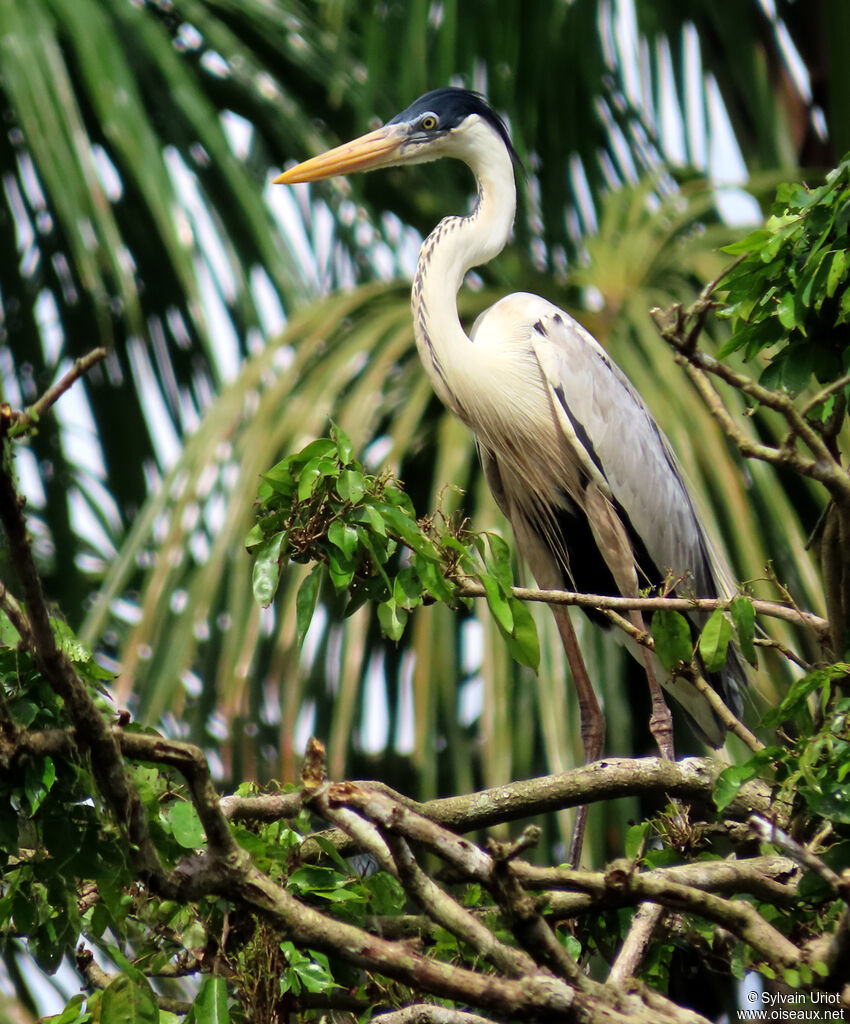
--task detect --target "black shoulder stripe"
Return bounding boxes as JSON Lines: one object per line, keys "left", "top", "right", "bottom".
{"left": 553, "top": 384, "right": 605, "bottom": 479}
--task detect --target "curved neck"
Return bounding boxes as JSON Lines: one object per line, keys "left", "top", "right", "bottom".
{"left": 411, "top": 125, "right": 516, "bottom": 416}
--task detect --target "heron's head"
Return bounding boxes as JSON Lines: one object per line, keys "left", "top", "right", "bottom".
{"left": 274, "top": 87, "right": 517, "bottom": 185}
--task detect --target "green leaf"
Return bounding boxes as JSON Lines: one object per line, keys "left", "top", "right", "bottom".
{"left": 484, "top": 533, "right": 513, "bottom": 590}
{"left": 25, "top": 755, "right": 56, "bottom": 815}
{"left": 295, "top": 567, "right": 321, "bottom": 649}
{"left": 762, "top": 663, "right": 850, "bottom": 728}
{"left": 415, "top": 554, "right": 455, "bottom": 603}
{"left": 479, "top": 571, "right": 514, "bottom": 634}
{"left": 251, "top": 532, "right": 284, "bottom": 608}
{"left": 780, "top": 342, "right": 814, "bottom": 394}
{"left": 377, "top": 598, "right": 407, "bottom": 642}
{"left": 372, "top": 502, "right": 439, "bottom": 559}
{"left": 286, "top": 866, "right": 341, "bottom": 894}
{"left": 776, "top": 290, "right": 798, "bottom": 331}
{"left": 327, "top": 520, "right": 359, "bottom": 560}
{"left": 185, "top": 977, "right": 231, "bottom": 1024}
{"left": 624, "top": 822, "right": 650, "bottom": 859}
{"left": 100, "top": 974, "right": 159, "bottom": 1024}
{"left": 357, "top": 502, "right": 388, "bottom": 537}
{"left": 40, "top": 995, "right": 88, "bottom": 1024}
{"left": 330, "top": 422, "right": 354, "bottom": 464}
{"left": 327, "top": 548, "right": 356, "bottom": 590}
{"left": 90, "top": 902, "right": 111, "bottom": 940}
{"left": 698, "top": 609, "right": 733, "bottom": 673}
{"left": 292, "top": 956, "right": 338, "bottom": 993}
{"left": 52, "top": 619, "right": 90, "bottom": 663}
{"left": 808, "top": 787, "right": 850, "bottom": 824}
{"left": 505, "top": 597, "right": 540, "bottom": 670}
{"left": 8, "top": 699, "right": 38, "bottom": 728}
{"left": 12, "top": 887, "right": 36, "bottom": 934}
{"left": 712, "top": 753, "right": 774, "bottom": 811}
{"left": 297, "top": 456, "right": 337, "bottom": 501}
{"left": 286, "top": 867, "right": 366, "bottom": 903}
{"left": 650, "top": 610, "right": 693, "bottom": 672}
{"left": 827, "top": 248, "right": 847, "bottom": 297}
{"left": 290, "top": 438, "right": 337, "bottom": 466}
{"left": 393, "top": 568, "right": 423, "bottom": 610}
{"left": 337, "top": 468, "right": 366, "bottom": 504}
{"left": 720, "top": 228, "right": 772, "bottom": 255}
{"left": 163, "top": 802, "right": 206, "bottom": 849}
{"left": 309, "top": 835, "right": 353, "bottom": 874}
{"left": 730, "top": 596, "right": 757, "bottom": 666}
{"left": 260, "top": 459, "right": 297, "bottom": 497}
{"left": 364, "top": 872, "right": 406, "bottom": 915}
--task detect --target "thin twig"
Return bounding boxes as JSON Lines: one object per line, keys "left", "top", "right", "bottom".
{"left": 799, "top": 372, "right": 850, "bottom": 418}
{"left": 455, "top": 580, "right": 828, "bottom": 639}
{"left": 690, "top": 674, "right": 764, "bottom": 752}
{"left": 748, "top": 816, "right": 849, "bottom": 899}
{"left": 6, "top": 348, "right": 108, "bottom": 435}
{"left": 0, "top": 579, "right": 35, "bottom": 648}
{"left": 753, "top": 635, "right": 812, "bottom": 670}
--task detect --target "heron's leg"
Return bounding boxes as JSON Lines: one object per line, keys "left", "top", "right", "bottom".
{"left": 630, "top": 610, "right": 675, "bottom": 762}
{"left": 552, "top": 605, "right": 604, "bottom": 866}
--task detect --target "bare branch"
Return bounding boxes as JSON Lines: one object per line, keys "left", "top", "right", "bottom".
{"left": 510, "top": 861, "right": 802, "bottom": 972}
{"left": 384, "top": 832, "right": 541, "bottom": 980}
{"left": 220, "top": 790, "right": 304, "bottom": 821}
{"left": 373, "top": 1008, "right": 496, "bottom": 1024}
{"left": 520, "top": 855, "right": 800, "bottom": 910}
{"left": 3, "top": 348, "right": 108, "bottom": 436}
{"left": 217, "top": 757, "right": 776, "bottom": 846}
{"left": 455, "top": 581, "right": 828, "bottom": 640}
{"left": 748, "top": 816, "right": 850, "bottom": 900}
{"left": 609, "top": 903, "right": 665, "bottom": 983}
{"left": 800, "top": 372, "right": 850, "bottom": 418}
{"left": 314, "top": 777, "right": 800, "bottom": 975}
{"left": 690, "top": 673, "right": 764, "bottom": 752}
{"left": 307, "top": 777, "right": 399, "bottom": 876}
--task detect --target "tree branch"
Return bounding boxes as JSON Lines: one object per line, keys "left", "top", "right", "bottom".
{"left": 4, "top": 348, "right": 108, "bottom": 437}
{"left": 454, "top": 581, "right": 828, "bottom": 640}
{"left": 519, "top": 855, "right": 800, "bottom": 910}
{"left": 0, "top": 419, "right": 170, "bottom": 894}
{"left": 215, "top": 757, "right": 776, "bottom": 849}
{"left": 310, "top": 773, "right": 800, "bottom": 976}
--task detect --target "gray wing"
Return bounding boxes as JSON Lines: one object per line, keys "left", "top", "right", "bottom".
{"left": 528, "top": 307, "right": 725, "bottom": 603}
{"left": 528, "top": 305, "right": 746, "bottom": 727}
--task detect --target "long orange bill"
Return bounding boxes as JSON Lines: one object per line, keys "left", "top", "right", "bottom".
{"left": 273, "top": 124, "right": 407, "bottom": 184}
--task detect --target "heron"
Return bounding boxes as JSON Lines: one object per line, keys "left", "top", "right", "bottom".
{"left": 275, "top": 88, "right": 745, "bottom": 792}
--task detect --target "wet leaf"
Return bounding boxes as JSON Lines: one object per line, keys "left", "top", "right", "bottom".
{"left": 651, "top": 610, "right": 692, "bottom": 672}
{"left": 699, "top": 608, "right": 733, "bottom": 673}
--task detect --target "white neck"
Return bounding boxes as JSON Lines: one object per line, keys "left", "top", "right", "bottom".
{"left": 411, "top": 118, "right": 516, "bottom": 418}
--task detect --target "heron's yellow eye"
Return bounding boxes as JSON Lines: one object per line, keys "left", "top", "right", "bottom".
{"left": 420, "top": 114, "right": 438, "bottom": 131}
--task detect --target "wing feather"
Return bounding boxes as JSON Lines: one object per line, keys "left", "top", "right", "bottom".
{"left": 527, "top": 306, "right": 720, "bottom": 598}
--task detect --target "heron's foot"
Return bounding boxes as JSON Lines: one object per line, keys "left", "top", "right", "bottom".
{"left": 568, "top": 804, "right": 589, "bottom": 868}
{"left": 649, "top": 698, "right": 676, "bottom": 761}
{"left": 568, "top": 715, "right": 606, "bottom": 867}
{"left": 580, "top": 719, "right": 605, "bottom": 766}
